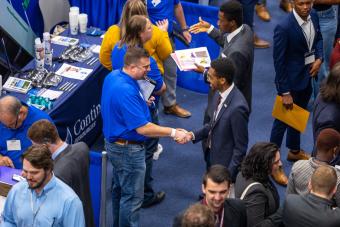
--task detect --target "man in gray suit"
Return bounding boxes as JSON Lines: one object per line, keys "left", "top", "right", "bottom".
{"left": 182, "top": 58, "right": 249, "bottom": 181}
{"left": 189, "top": 0, "right": 254, "bottom": 110}
{"left": 283, "top": 165, "right": 340, "bottom": 227}
{"left": 27, "top": 119, "right": 94, "bottom": 227}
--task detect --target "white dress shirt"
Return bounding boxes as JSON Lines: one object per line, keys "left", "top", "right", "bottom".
{"left": 293, "top": 9, "right": 315, "bottom": 51}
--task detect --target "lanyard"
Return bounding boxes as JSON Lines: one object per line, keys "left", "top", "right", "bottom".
{"left": 301, "top": 21, "right": 312, "bottom": 51}
{"left": 30, "top": 191, "right": 47, "bottom": 226}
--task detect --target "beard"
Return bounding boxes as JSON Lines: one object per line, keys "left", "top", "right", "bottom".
{"left": 28, "top": 171, "right": 48, "bottom": 190}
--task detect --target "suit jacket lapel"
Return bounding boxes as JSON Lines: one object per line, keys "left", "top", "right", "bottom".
{"left": 310, "top": 13, "right": 319, "bottom": 46}
{"left": 222, "top": 26, "right": 244, "bottom": 54}
{"left": 290, "top": 13, "right": 309, "bottom": 50}
{"left": 211, "top": 87, "right": 235, "bottom": 129}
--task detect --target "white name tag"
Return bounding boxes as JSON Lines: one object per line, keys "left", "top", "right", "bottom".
{"left": 151, "top": 0, "right": 161, "bottom": 7}
{"left": 6, "top": 140, "right": 21, "bottom": 151}
{"left": 304, "top": 50, "right": 315, "bottom": 65}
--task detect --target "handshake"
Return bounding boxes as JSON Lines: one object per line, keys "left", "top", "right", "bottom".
{"left": 172, "top": 128, "right": 194, "bottom": 144}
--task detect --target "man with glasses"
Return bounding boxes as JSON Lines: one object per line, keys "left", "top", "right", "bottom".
{"left": 101, "top": 47, "right": 187, "bottom": 227}
{"left": 0, "top": 95, "right": 52, "bottom": 169}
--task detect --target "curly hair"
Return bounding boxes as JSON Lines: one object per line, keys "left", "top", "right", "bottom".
{"left": 240, "top": 142, "right": 279, "bottom": 183}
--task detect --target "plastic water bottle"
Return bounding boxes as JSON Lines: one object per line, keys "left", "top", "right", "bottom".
{"left": 35, "top": 38, "right": 44, "bottom": 71}
{"left": 43, "top": 32, "right": 52, "bottom": 67}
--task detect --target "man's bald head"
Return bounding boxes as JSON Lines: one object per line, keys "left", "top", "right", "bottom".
{"left": 0, "top": 96, "right": 22, "bottom": 117}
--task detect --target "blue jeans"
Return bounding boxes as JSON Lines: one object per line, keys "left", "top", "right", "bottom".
{"left": 313, "top": 6, "right": 338, "bottom": 98}
{"left": 270, "top": 83, "right": 312, "bottom": 150}
{"left": 105, "top": 141, "right": 146, "bottom": 227}
{"left": 143, "top": 106, "right": 159, "bottom": 204}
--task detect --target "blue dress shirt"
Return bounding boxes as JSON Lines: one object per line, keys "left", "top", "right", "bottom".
{"left": 2, "top": 175, "right": 85, "bottom": 227}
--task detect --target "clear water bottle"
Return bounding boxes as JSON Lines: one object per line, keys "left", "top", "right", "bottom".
{"left": 35, "top": 38, "right": 44, "bottom": 71}
{"left": 43, "top": 32, "right": 52, "bottom": 67}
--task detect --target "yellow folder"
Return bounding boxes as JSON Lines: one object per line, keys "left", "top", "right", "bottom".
{"left": 272, "top": 95, "right": 310, "bottom": 133}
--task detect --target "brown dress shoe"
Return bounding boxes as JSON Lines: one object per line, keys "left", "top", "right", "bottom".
{"left": 271, "top": 166, "right": 288, "bottom": 186}
{"left": 255, "top": 4, "right": 271, "bottom": 22}
{"left": 254, "top": 34, "right": 270, "bottom": 49}
{"left": 280, "top": 0, "right": 293, "bottom": 13}
{"left": 164, "top": 104, "right": 191, "bottom": 118}
{"left": 287, "top": 149, "right": 310, "bottom": 162}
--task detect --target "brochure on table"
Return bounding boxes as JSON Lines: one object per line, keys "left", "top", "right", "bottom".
{"left": 171, "top": 47, "right": 211, "bottom": 71}
{"left": 55, "top": 63, "right": 93, "bottom": 80}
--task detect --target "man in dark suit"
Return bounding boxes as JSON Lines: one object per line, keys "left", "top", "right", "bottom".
{"left": 173, "top": 165, "right": 247, "bottom": 227}
{"left": 270, "top": 0, "right": 323, "bottom": 183}
{"left": 27, "top": 119, "right": 94, "bottom": 227}
{"left": 182, "top": 58, "right": 249, "bottom": 181}
{"left": 283, "top": 165, "right": 340, "bottom": 227}
{"left": 190, "top": 0, "right": 254, "bottom": 110}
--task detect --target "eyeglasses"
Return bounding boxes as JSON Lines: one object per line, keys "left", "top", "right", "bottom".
{"left": 6, "top": 113, "right": 20, "bottom": 129}
{"left": 135, "top": 64, "right": 151, "bottom": 71}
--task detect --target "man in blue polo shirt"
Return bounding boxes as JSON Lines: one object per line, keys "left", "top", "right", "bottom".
{"left": 0, "top": 95, "right": 52, "bottom": 169}
{"left": 101, "top": 47, "right": 187, "bottom": 227}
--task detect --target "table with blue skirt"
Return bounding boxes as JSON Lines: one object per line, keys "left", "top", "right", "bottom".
{"left": 6, "top": 30, "right": 109, "bottom": 146}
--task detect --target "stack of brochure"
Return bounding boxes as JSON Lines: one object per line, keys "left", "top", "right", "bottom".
{"left": 51, "top": 35, "right": 79, "bottom": 46}
{"left": 171, "top": 47, "right": 211, "bottom": 71}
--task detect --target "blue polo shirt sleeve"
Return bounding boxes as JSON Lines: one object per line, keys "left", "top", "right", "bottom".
{"left": 174, "top": 0, "right": 179, "bottom": 5}
{"left": 148, "top": 57, "right": 163, "bottom": 92}
{"left": 120, "top": 88, "right": 150, "bottom": 131}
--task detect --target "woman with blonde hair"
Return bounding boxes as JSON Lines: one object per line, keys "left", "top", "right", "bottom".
{"left": 99, "top": 0, "right": 172, "bottom": 74}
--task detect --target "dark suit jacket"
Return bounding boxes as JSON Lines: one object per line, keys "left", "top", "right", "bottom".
{"left": 312, "top": 95, "right": 340, "bottom": 143}
{"left": 283, "top": 193, "right": 340, "bottom": 227}
{"left": 54, "top": 142, "right": 94, "bottom": 227}
{"left": 234, "top": 173, "right": 280, "bottom": 227}
{"left": 208, "top": 24, "right": 254, "bottom": 109}
{"left": 173, "top": 199, "right": 247, "bottom": 227}
{"left": 194, "top": 86, "right": 249, "bottom": 181}
{"left": 273, "top": 11, "right": 323, "bottom": 94}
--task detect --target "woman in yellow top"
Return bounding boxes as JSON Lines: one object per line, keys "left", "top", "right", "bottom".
{"left": 99, "top": 0, "right": 172, "bottom": 74}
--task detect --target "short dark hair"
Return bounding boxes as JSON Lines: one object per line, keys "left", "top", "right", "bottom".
{"left": 210, "top": 57, "right": 235, "bottom": 84}
{"left": 220, "top": 0, "right": 243, "bottom": 27}
{"left": 241, "top": 142, "right": 279, "bottom": 183}
{"left": 181, "top": 204, "right": 215, "bottom": 227}
{"left": 311, "top": 166, "right": 337, "bottom": 196}
{"left": 22, "top": 144, "right": 54, "bottom": 171}
{"left": 203, "top": 164, "right": 231, "bottom": 187}
{"left": 320, "top": 62, "right": 340, "bottom": 104}
{"left": 124, "top": 46, "right": 150, "bottom": 66}
{"left": 316, "top": 128, "right": 340, "bottom": 153}
{"left": 27, "top": 120, "right": 59, "bottom": 144}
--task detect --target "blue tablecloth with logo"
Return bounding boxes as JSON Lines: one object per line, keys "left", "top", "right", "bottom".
{"left": 7, "top": 31, "right": 109, "bottom": 146}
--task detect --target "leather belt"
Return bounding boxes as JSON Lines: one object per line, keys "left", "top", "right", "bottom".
{"left": 115, "top": 139, "right": 143, "bottom": 145}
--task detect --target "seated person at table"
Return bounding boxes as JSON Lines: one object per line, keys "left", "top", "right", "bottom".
{"left": 27, "top": 119, "right": 94, "bottom": 227}
{"left": 2, "top": 144, "right": 85, "bottom": 227}
{"left": 0, "top": 95, "right": 52, "bottom": 169}
{"left": 111, "top": 15, "right": 167, "bottom": 207}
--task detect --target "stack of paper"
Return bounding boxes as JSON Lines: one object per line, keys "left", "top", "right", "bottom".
{"left": 51, "top": 35, "right": 79, "bottom": 46}
{"left": 171, "top": 47, "right": 211, "bottom": 71}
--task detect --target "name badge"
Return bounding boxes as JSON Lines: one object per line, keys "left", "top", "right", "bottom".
{"left": 151, "top": 0, "right": 161, "bottom": 7}
{"left": 304, "top": 50, "right": 315, "bottom": 65}
{"left": 6, "top": 140, "right": 21, "bottom": 151}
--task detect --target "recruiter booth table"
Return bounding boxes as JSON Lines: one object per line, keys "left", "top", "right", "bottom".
{"left": 5, "top": 31, "right": 109, "bottom": 147}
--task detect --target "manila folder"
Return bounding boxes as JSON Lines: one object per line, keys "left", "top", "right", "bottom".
{"left": 272, "top": 95, "right": 310, "bottom": 133}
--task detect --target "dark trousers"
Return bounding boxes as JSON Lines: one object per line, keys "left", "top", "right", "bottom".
{"left": 270, "top": 83, "right": 312, "bottom": 150}
{"left": 239, "top": 0, "right": 257, "bottom": 29}
{"left": 143, "top": 106, "right": 159, "bottom": 204}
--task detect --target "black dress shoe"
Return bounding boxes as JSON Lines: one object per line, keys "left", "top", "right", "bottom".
{"left": 142, "top": 191, "right": 166, "bottom": 208}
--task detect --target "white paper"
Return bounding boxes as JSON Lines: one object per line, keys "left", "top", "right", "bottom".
{"left": 173, "top": 47, "right": 211, "bottom": 71}
{"left": 92, "top": 45, "right": 101, "bottom": 54}
{"left": 6, "top": 140, "right": 21, "bottom": 151}
{"left": 137, "top": 80, "right": 155, "bottom": 100}
{"left": 40, "top": 89, "right": 64, "bottom": 100}
{"left": 55, "top": 63, "right": 93, "bottom": 80}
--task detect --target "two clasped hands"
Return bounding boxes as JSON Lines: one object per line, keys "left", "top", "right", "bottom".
{"left": 171, "top": 128, "right": 194, "bottom": 144}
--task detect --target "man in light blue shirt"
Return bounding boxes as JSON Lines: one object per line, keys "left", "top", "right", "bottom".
{"left": 1, "top": 144, "right": 85, "bottom": 227}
